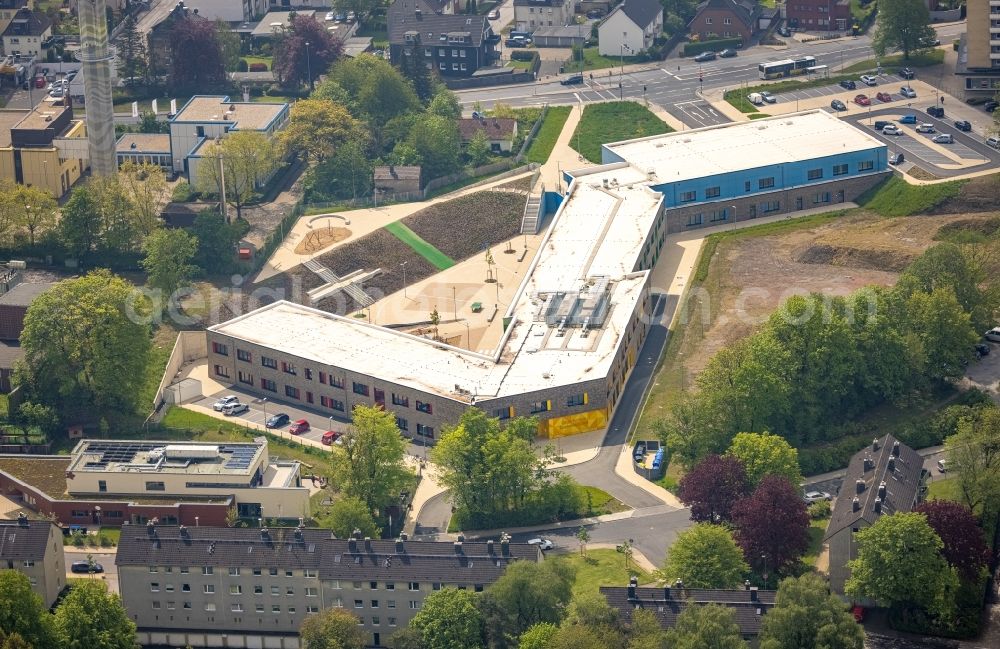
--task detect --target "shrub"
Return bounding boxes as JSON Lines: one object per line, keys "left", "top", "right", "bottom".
{"left": 171, "top": 180, "right": 196, "bottom": 203}
{"left": 808, "top": 500, "right": 831, "bottom": 520}
{"left": 249, "top": 62, "right": 268, "bottom": 72}
{"left": 683, "top": 37, "right": 742, "bottom": 56}
{"left": 237, "top": 59, "right": 249, "bottom": 72}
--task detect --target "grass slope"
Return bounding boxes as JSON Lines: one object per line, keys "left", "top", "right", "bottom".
{"left": 571, "top": 102, "right": 671, "bottom": 163}
{"left": 525, "top": 106, "right": 572, "bottom": 164}
{"left": 551, "top": 548, "right": 652, "bottom": 600}
{"left": 857, "top": 176, "right": 965, "bottom": 217}
{"left": 384, "top": 220, "right": 457, "bottom": 270}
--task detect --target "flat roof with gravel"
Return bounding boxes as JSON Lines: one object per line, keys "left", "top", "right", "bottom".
{"left": 172, "top": 96, "right": 287, "bottom": 131}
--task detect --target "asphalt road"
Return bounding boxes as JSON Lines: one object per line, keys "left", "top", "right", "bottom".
{"left": 456, "top": 23, "right": 967, "bottom": 114}
{"left": 65, "top": 548, "right": 119, "bottom": 595}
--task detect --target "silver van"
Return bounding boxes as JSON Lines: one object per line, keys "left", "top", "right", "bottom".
{"left": 986, "top": 136, "right": 1000, "bottom": 150}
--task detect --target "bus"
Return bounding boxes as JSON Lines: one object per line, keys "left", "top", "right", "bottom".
{"left": 758, "top": 56, "right": 817, "bottom": 80}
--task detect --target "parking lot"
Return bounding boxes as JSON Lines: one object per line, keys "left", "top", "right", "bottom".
{"left": 772, "top": 73, "right": 909, "bottom": 105}
{"left": 664, "top": 99, "right": 731, "bottom": 128}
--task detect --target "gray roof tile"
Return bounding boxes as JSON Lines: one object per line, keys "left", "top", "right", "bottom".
{"left": 0, "top": 518, "right": 55, "bottom": 562}
{"left": 601, "top": 585, "right": 776, "bottom": 636}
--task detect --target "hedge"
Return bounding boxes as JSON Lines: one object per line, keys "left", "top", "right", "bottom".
{"left": 683, "top": 37, "right": 742, "bottom": 56}
{"left": 511, "top": 50, "right": 537, "bottom": 62}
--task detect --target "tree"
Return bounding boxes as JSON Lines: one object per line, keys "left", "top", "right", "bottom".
{"left": 273, "top": 15, "right": 343, "bottom": 88}
{"left": 0, "top": 630, "right": 34, "bottom": 649}
{"left": 518, "top": 623, "right": 559, "bottom": 649}
{"left": 325, "top": 54, "right": 421, "bottom": 133}
{"left": 141, "top": 228, "right": 198, "bottom": 311}
{"left": 467, "top": 129, "right": 492, "bottom": 167}
{"left": 945, "top": 407, "right": 1000, "bottom": 515}
{"left": 548, "top": 625, "right": 617, "bottom": 649}
{"left": 118, "top": 161, "right": 169, "bottom": 238}
{"left": 190, "top": 210, "right": 244, "bottom": 274}
{"left": 216, "top": 19, "right": 241, "bottom": 72}
{"left": 386, "top": 628, "right": 425, "bottom": 649}
{"left": 758, "top": 574, "right": 863, "bottom": 649}
{"left": 726, "top": 433, "right": 802, "bottom": 488}
{"left": 427, "top": 89, "right": 462, "bottom": 120}
{"left": 678, "top": 454, "right": 750, "bottom": 523}
{"left": 167, "top": 16, "right": 225, "bottom": 91}
{"left": 896, "top": 243, "right": 996, "bottom": 332}
{"left": 117, "top": 13, "right": 147, "bottom": 80}
{"left": 411, "top": 588, "right": 484, "bottom": 649}
{"left": 14, "top": 185, "right": 57, "bottom": 247}
{"left": 845, "top": 512, "right": 958, "bottom": 616}
{"left": 407, "top": 115, "right": 462, "bottom": 181}
{"left": 627, "top": 609, "right": 668, "bottom": 649}
{"left": 53, "top": 580, "right": 137, "bottom": 649}
{"left": 327, "top": 495, "right": 380, "bottom": 539}
{"left": 299, "top": 608, "right": 366, "bottom": 649}
{"left": 306, "top": 138, "right": 373, "bottom": 201}
{"left": 576, "top": 526, "right": 591, "bottom": 556}
{"left": 660, "top": 523, "right": 748, "bottom": 589}
{"left": 198, "top": 131, "right": 280, "bottom": 220}
{"left": 16, "top": 270, "right": 151, "bottom": 418}
{"left": 0, "top": 570, "right": 58, "bottom": 648}
{"left": 914, "top": 500, "right": 990, "bottom": 581}
{"left": 281, "top": 99, "right": 364, "bottom": 162}
{"left": 902, "top": 287, "right": 979, "bottom": 382}
{"left": 398, "top": 49, "right": 436, "bottom": 103}
{"left": 872, "top": 0, "right": 937, "bottom": 60}
{"left": 662, "top": 604, "right": 746, "bottom": 649}
{"left": 330, "top": 405, "right": 410, "bottom": 515}
{"left": 730, "top": 476, "right": 811, "bottom": 579}
{"left": 480, "top": 560, "right": 574, "bottom": 646}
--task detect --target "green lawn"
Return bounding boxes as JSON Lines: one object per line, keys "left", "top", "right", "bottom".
{"left": 139, "top": 327, "right": 177, "bottom": 414}
{"left": 563, "top": 48, "right": 644, "bottom": 74}
{"left": 506, "top": 58, "right": 534, "bottom": 71}
{"left": 841, "top": 49, "right": 944, "bottom": 74}
{"left": 241, "top": 55, "right": 273, "bottom": 70}
{"left": 383, "top": 221, "right": 457, "bottom": 270}
{"left": 551, "top": 548, "right": 653, "bottom": 600}
{"left": 927, "top": 477, "right": 961, "bottom": 502}
{"left": 0, "top": 393, "right": 8, "bottom": 420}
{"left": 857, "top": 175, "right": 965, "bottom": 217}
{"left": 802, "top": 516, "right": 830, "bottom": 568}
{"left": 579, "top": 485, "right": 630, "bottom": 515}
{"left": 524, "top": 106, "right": 571, "bottom": 164}
{"left": 570, "top": 101, "right": 671, "bottom": 163}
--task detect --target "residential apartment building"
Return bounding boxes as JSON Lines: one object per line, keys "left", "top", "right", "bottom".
{"left": 0, "top": 438, "right": 309, "bottom": 527}
{"left": 457, "top": 116, "right": 518, "bottom": 152}
{"left": 513, "top": 0, "right": 576, "bottom": 32}
{"left": 0, "top": 0, "right": 29, "bottom": 53}
{"left": 786, "top": 0, "right": 850, "bottom": 32}
{"left": 687, "top": 0, "right": 761, "bottom": 43}
{"left": 824, "top": 435, "right": 927, "bottom": 595}
{"left": 0, "top": 102, "right": 88, "bottom": 198}
{"left": 178, "top": 0, "right": 268, "bottom": 23}
{"left": 116, "top": 524, "right": 541, "bottom": 648}
{"left": 957, "top": 0, "right": 1000, "bottom": 97}
{"left": 0, "top": 515, "right": 66, "bottom": 608}
{"left": 388, "top": 0, "right": 499, "bottom": 78}
{"left": 598, "top": 0, "right": 663, "bottom": 56}
{"left": 0, "top": 278, "right": 54, "bottom": 392}
{"left": 1, "top": 9, "right": 50, "bottom": 58}
{"left": 146, "top": 1, "right": 210, "bottom": 78}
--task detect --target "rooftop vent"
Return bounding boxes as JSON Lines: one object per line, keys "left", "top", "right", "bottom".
{"left": 892, "top": 440, "right": 900, "bottom": 457}
{"left": 872, "top": 438, "right": 880, "bottom": 451}
{"left": 878, "top": 481, "right": 886, "bottom": 498}
{"left": 454, "top": 541, "right": 463, "bottom": 554}
{"left": 852, "top": 497, "right": 860, "bottom": 512}
{"left": 856, "top": 479, "right": 865, "bottom": 494}
{"left": 887, "top": 457, "right": 896, "bottom": 473}
{"left": 873, "top": 497, "right": 883, "bottom": 514}
{"left": 750, "top": 587, "right": 759, "bottom": 602}
{"left": 17, "top": 512, "right": 27, "bottom": 527}
{"left": 396, "top": 538, "right": 405, "bottom": 554}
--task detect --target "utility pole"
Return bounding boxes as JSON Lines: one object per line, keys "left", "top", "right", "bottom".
{"left": 305, "top": 40, "right": 313, "bottom": 91}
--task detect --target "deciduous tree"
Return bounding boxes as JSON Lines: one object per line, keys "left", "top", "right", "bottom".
{"left": 731, "top": 476, "right": 810, "bottom": 578}
{"left": 141, "top": 228, "right": 198, "bottom": 310}
{"left": 0, "top": 571, "right": 58, "bottom": 648}
{"left": 216, "top": 19, "right": 241, "bottom": 72}
{"left": 726, "top": 432, "right": 802, "bottom": 488}
{"left": 190, "top": 210, "right": 245, "bottom": 275}
{"left": 331, "top": 405, "right": 410, "bottom": 516}
{"left": 758, "top": 573, "right": 863, "bottom": 649}
{"left": 325, "top": 55, "right": 421, "bottom": 132}
{"left": 117, "top": 13, "right": 147, "bottom": 81}
{"left": 846, "top": 512, "right": 958, "bottom": 616}
{"left": 945, "top": 406, "right": 1000, "bottom": 515}
{"left": 300, "top": 608, "right": 366, "bottom": 649}
{"left": 13, "top": 185, "right": 57, "bottom": 247}
{"left": 903, "top": 286, "right": 979, "bottom": 382}
{"left": 663, "top": 604, "right": 746, "bottom": 649}
{"left": 518, "top": 623, "right": 558, "bottom": 649}
{"left": 678, "top": 454, "right": 750, "bottom": 523}
{"left": 53, "top": 580, "right": 137, "bottom": 649}
{"left": 273, "top": 15, "right": 343, "bottom": 88}
{"left": 411, "top": 588, "right": 484, "bottom": 649}
{"left": 167, "top": 17, "right": 225, "bottom": 91}
{"left": 407, "top": 115, "right": 462, "bottom": 181}
{"left": 327, "top": 495, "right": 380, "bottom": 539}
{"left": 480, "top": 560, "right": 574, "bottom": 646}
{"left": 467, "top": 129, "right": 491, "bottom": 167}
{"left": 118, "top": 160, "right": 169, "bottom": 238}
{"left": 660, "top": 523, "right": 748, "bottom": 589}
{"left": 427, "top": 89, "right": 462, "bottom": 120}
{"left": 198, "top": 131, "right": 281, "bottom": 220}
{"left": 914, "top": 500, "right": 990, "bottom": 580}
{"left": 281, "top": 98, "right": 363, "bottom": 162}
{"left": 872, "top": 0, "right": 937, "bottom": 60}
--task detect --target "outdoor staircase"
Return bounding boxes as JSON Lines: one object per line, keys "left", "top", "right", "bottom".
{"left": 303, "top": 258, "right": 340, "bottom": 284}
{"left": 303, "top": 258, "right": 374, "bottom": 308}
{"left": 521, "top": 190, "right": 542, "bottom": 235}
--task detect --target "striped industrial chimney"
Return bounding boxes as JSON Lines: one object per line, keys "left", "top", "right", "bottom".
{"left": 78, "top": 0, "right": 116, "bottom": 176}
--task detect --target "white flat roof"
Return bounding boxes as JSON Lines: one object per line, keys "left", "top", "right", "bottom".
{"left": 603, "top": 109, "right": 886, "bottom": 183}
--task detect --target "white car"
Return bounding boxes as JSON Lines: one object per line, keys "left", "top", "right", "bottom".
{"left": 213, "top": 395, "right": 239, "bottom": 411}
{"left": 747, "top": 92, "right": 764, "bottom": 106}
{"left": 527, "top": 538, "right": 554, "bottom": 551}
{"left": 803, "top": 491, "right": 832, "bottom": 504}
{"left": 882, "top": 124, "right": 903, "bottom": 136}
{"left": 900, "top": 86, "right": 917, "bottom": 98}
{"left": 860, "top": 75, "right": 878, "bottom": 86}
{"left": 932, "top": 133, "right": 953, "bottom": 144}
{"left": 984, "top": 327, "right": 1000, "bottom": 342}
{"left": 915, "top": 123, "right": 935, "bottom": 133}
{"left": 760, "top": 91, "right": 776, "bottom": 104}
{"left": 325, "top": 11, "right": 335, "bottom": 20}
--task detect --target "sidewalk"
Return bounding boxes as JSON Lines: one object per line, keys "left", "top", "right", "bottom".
{"left": 537, "top": 100, "right": 590, "bottom": 190}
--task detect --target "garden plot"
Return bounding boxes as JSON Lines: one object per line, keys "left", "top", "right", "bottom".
{"left": 401, "top": 191, "right": 527, "bottom": 261}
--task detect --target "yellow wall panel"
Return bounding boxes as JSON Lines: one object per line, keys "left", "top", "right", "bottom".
{"left": 539, "top": 409, "right": 608, "bottom": 439}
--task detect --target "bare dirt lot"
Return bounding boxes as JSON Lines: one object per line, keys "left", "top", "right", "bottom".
{"left": 293, "top": 227, "right": 351, "bottom": 255}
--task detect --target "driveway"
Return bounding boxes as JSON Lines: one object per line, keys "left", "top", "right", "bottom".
{"left": 65, "top": 549, "right": 119, "bottom": 595}
{"left": 963, "top": 340, "right": 1000, "bottom": 401}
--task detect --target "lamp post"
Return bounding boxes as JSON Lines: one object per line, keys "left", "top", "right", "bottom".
{"left": 401, "top": 261, "right": 409, "bottom": 298}
{"left": 464, "top": 320, "right": 470, "bottom": 349}
{"left": 262, "top": 397, "right": 268, "bottom": 430}
{"left": 619, "top": 36, "right": 631, "bottom": 101}
{"left": 731, "top": 204, "right": 738, "bottom": 230}
{"left": 305, "top": 40, "right": 313, "bottom": 91}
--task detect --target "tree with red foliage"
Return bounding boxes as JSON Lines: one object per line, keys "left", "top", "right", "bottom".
{"left": 731, "top": 475, "right": 811, "bottom": 580}
{"left": 168, "top": 18, "right": 225, "bottom": 92}
{"left": 272, "top": 15, "right": 344, "bottom": 89}
{"left": 915, "top": 500, "right": 990, "bottom": 580}
{"left": 678, "top": 454, "right": 750, "bottom": 523}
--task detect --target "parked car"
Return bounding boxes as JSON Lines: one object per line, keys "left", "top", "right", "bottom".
{"left": 888, "top": 152, "right": 905, "bottom": 165}
{"left": 71, "top": 560, "right": 104, "bottom": 573}
{"left": 830, "top": 99, "right": 847, "bottom": 111}
{"left": 882, "top": 124, "right": 903, "bottom": 136}
{"left": 527, "top": 538, "right": 554, "bottom": 551}
{"left": 932, "top": 133, "right": 953, "bottom": 144}
{"left": 778, "top": 26, "right": 791, "bottom": 37}
{"left": 984, "top": 326, "right": 1000, "bottom": 342}
{"left": 488, "top": 8, "right": 500, "bottom": 19}
{"left": 899, "top": 67, "right": 915, "bottom": 80}
{"left": 324, "top": 10, "right": 335, "bottom": 20}
{"left": 987, "top": 136, "right": 1000, "bottom": 149}
{"left": 985, "top": 100, "right": 999, "bottom": 112}
{"left": 937, "top": 459, "right": 948, "bottom": 473}
{"left": 747, "top": 92, "right": 764, "bottom": 106}
{"left": 860, "top": 75, "right": 878, "bottom": 86}
{"left": 876, "top": 92, "right": 892, "bottom": 103}
{"left": 719, "top": 48, "right": 738, "bottom": 58}
{"left": 898, "top": 114, "right": 918, "bottom": 124}
{"left": 853, "top": 94, "right": 870, "bottom": 106}
{"left": 586, "top": 9, "right": 603, "bottom": 18}
{"left": 803, "top": 491, "right": 832, "bottom": 504}
{"left": 954, "top": 120, "right": 972, "bottom": 132}
{"left": 693, "top": 51, "right": 716, "bottom": 62}
{"left": 760, "top": 90, "right": 776, "bottom": 104}
{"left": 899, "top": 86, "right": 916, "bottom": 98}
{"left": 927, "top": 105, "right": 945, "bottom": 118}
{"left": 560, "top": 74, "right": 584, "bottom": 86}
{"left": 915, "top": 123, "right": 935, "bottom": 133}
{"left": 213, "top": 395, "right": 239, "bottom": 411}
{"left": 321, "top": 430, "right": 341, "bottom": 445}
{"left": 505, "top": 37, "right": 527, "bottom": 48}
{"left": 346, "top": 11, "right": 356, "bottom": 21}
{"left": 839, "top": 79, "right": 856, "bottom": 90}
{"left": 975, "top": 343, "right": 990, "bottom": 359}
{"left": 873, "top": 120, "right": 891, "bottom": 131}
{"left": 223, "top": 402, "right": 249, "bottom": 417}
{"left": 288, "top": 419, "right": 310, "bottom": 434}
{"left": 265, "top": 413, "right": 290, "bottom": 429}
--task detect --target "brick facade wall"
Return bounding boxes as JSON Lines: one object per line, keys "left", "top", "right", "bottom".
{"left": 688, "top": 8, "right": 753, "bottom": 41}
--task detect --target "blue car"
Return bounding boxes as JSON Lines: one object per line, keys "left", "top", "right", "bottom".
{"left": 898, "top": 114, "right": 917, "bottom": 124}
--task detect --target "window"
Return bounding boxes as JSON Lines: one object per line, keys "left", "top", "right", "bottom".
{"left": 807, "top": 168, "right": 823, "bottom": 180}
{"left": 372, "top": 616, "right": 380, "bottom": 625}
{"left": 203, "top": 585, "right": 215, "bottom": 594}
{"left": 710, "top": 209, "right": 728, "bottom": 222}
{"left": 396, "top": 417, "right": 409, "bottom": 431}
{"left": 492, "top": 407, "right": 511, "bottom": 420}
{"left": 392, "top": 394, "right": 409, "bottom": 407}
{"left": 332, "top": 399, "right": 345, "bottom": 412}
{"left": 272, "top": 605, "right": 281, "bottom": 614}
{"left": 705, "top": 17, "right": 712, "bottom": 24}
{"left": 705, "top": 186, "right": 721, "bottom": 199}
{"left": 432, "top": 583, "right": 441, "bottom": 591}
{"left": 353, "top": 382, "right": 369, "bottom": 396}
{"left": 281, "top": 361, "right": 296, "bottom": 375}
{"left": 150, "top": 583, "right": 160, "bottom": 592}
{"left": 330, "top": 375, "right": 345, "bottom": 389}
{"left": 145, "top": 481, "right": 165, "bottom": 491}
{"left": 231, "top": 603, "right": 243, "bottom": 612}
{"left": 271, "top": 586, "right": 280, "bottom": 596}
{"left": 388, "top": 600, "right": 396, "bottom": 609}
{"left": 318, "top": 371, "right": 326, "bottom": 384}
{"left": 230, "top": 585, "right": 242, "bottom": 595}
{"left": 214, "top": 364, "right": 230, "bottom": 378}
{"left": 166, "top": 601, "right": 175, "bottom": 610}
{"left": 253, "top": 569, "right": 262, "bottom": 576}
{"left": 410, "top": 601, "right": 421, "bottom": 610}
{"left": 308, "top": 606, "right": 320, "bottom": 613}
{"left": 813, "top": 192, "right": 831, "bottom": 204}
{"left": 680, "top": 190, "right": 697, "bottom": 202}
{"left": 451, "top": 48, "right": 458, "bottom": 56}
{"left": 408, "top": 582, "right": 420, "bottom": 591}
{"left": 212, "top": 342, "right": 228, "bottom": 356}
{"left": 724, "top": 17, "right": 732, "bottom": 24}
{"left": 205, "top": 603, "right": 216, "bottom": 611}
{"left": 452, "top": 62, "right": 459, "bottom": 70}
{"left": 203, "top": 567, "right": 214, "bottom": 575}
{"left": 238, "top": 371, "right": 253, "bottom": 386}
{"left": 304, "top": 368, "right": 312, "bottom": 380}
{"left": 438, "top": 48, "right": 445, "bottom": 55}
{"left": 371, "top": 600, "right": 380, "bottom": 608}
{"left": 744, "top": 180, "right": 752, "bottom": 192}
{"left": 261, "top": 378, "right": 277, "bottom": 392}
{"left": 305, "top": 569, "right": 317, "bottom": 579}
{"left": 858, "top": 160, "right": 874, "bottom": 172}
{"left": 306, "top": 587, "right": 318, "bottom": 597}
{"left": 439, "top": 62, "right": 446, "bottom": 70}
{"left": 270, "top": 568, "right": 279, "bottom": 576}
{"left": 182, "top": 584, "right": 191, "bottom": 592}
{"left": 261, "top": 356, "right": 278, "bottom": 369}
{"left": 416, "top": 424, "right": 434, "bottom": 438}
{"left": 165, "top": 584, "right": 174, "bottom": 592}
{"left": 389, "top": 617, "right": 397, "bottom": 626}
{"left": 833, "top": 163, "right": 849, "bottom": 176}
{"left": 460, "top": 63, "right": 467, "bottom": 71}
{"left": 386, "top": 583, "right": 395, "bottom": 591}
{"left": 229, "top": 567, "right": 240, "bottom": 577}
{"left": 254, "top": 585, "right": 264, "bottom": 595}
{"left": 285, "top": 385, "right": 300, "bottom": 399}
{"left": 460, "top": 50, "right": 466, "bottom": 57}
{"left": 530, "top": 401, "right": 551, "bottom": 413}
{"left": 567, "top": 393, "right": 587, "bottom": 407}
{"left": 152, "top": 601, "right": 161, "bottom": 609}
{"left": 237, "top": 349, "right": 251, "bottom": 362}
{"left": 416, "top": 400, "right": 432, "bottom": 414}
{"left": 760, "top": 200, "right": 781, "bottom": 213}
{"left": 758, "top": 177, "right": 775, "bottom": 189}
{"left": 288, "top": 606, "right": 296, "bottom": 615}
{"left": 354, "top": 599, "right": 364, "bottom": 608}
{"left": 256, "top": 604, "right": 265, "bottom": 613}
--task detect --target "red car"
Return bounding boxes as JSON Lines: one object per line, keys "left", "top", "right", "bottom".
{"left": 321, "top": 430, "right": 341, "bottom": 445}
{"left": 288, "top": 419, "right": 310, "bottom": 434}
{"left": 851, "top": 605, "right": 865, "bottom": 622}
{"left": 875, "top": 92, "right": 892, "bottom": 103}
{"left": 854, "top": 94, "right": 871, "bottom": 106}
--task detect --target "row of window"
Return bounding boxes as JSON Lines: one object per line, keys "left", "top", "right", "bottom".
{"left": 149, "top": 567, "right": 318, "bottom": 578}
{"left": 678, "top": 161, "right": 876, "bottom": 206}
{"left": 440, "top": 62, "right": 468, "bottom": 72}
{"left": 490, "top": 393, "right": 588, "bottom": 420}
{"left": 703, "top": 16, "right": 733, "bottom": 25}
